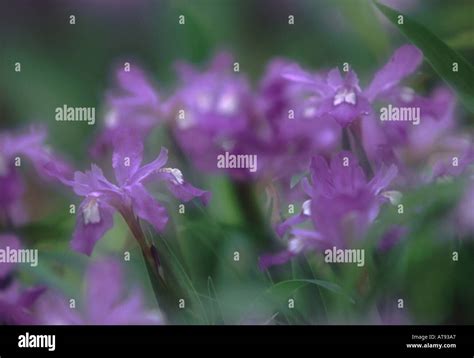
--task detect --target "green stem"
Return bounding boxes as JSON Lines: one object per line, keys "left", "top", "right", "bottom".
{"left": 120, "top": 208, "right": 183, "bottom": 324}
{"left": 348, "top": 124, "right": 374, "bottom": 179}
{"left": 231, "top": 180, "right": 275, "bottom": 251}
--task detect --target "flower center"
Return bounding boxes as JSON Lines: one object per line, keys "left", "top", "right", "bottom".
{"left": 302, "top": 200, "right": 312, "bottom": 216}
{"left": 303, "top": 106, "right": 317, "bottom": 119}
{"left": 216, "top": 92, "right": 238, "bottom": 115}
{"left": 82, "top": 198, "right": 101, "bottom": 225}
{"left": 105, "top": 110, "right": 118, "bottom": 128}
{"left": 159, "top": 167, "right": 184, "bottom": 185}
{"left": 400, "top": 87, "right": 415, "bottom": 103}
{"left": 176, "top": 110, "right": 195, "bottom": 130}
{"left": 333, "top": 88, "right": 357, "bottom": 106}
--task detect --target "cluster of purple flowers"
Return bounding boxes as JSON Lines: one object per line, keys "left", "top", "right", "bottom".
{"left": 110, "top": 47, "right": 468, "bottom": 258}
{"left": 89, "top": 44, "right": 470, "bottom": 269}
{"left": 1, "top": 43, "right": 472, "bottom": 324}
{"left": 1, "top": 234, "right": 162, "bottom": 324}
{"left": 0, "top": 83, "right": 210, "bottom": 323}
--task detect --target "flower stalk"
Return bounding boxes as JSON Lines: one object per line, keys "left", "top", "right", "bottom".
{"left": 120, "top": 208, "right": 184, "bottom": 324}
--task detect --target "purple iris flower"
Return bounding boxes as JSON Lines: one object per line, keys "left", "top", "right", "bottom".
{"left": 255, "top": 59, "right": 341, "bottom": 180}
{"left": 61, "top": 130, "right": 209, "bottom": 255}
{"left": 283, "top": 45, "right": 423, "bottom": 128}
{"left": 34, "top": 259, "right": 162, "bottom": 325}
{"left": 362, "top": 84, "right": 473, "bottom": 182}
{"left": 91, "top": 63, "right": 163, "bottom": 158}
{"left": 169, "top": 52, "right": 256, "bottom": 174}
{"left": 0, "top": 127, "right": 73, "bottom": 225}
{"left": 382, "top": 87, "right": 455, "bottom": 149}
{"left": 0, "top": 234, "right": 45, "bottom": 324}
{"left": 363, "top": 86, "right": 458, "bottom": 170}
{"left": 260, "top": 151, "right": 397, "bottom": 269}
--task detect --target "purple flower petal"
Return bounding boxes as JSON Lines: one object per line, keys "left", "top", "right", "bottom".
{"left": 0, "top": 168, "right": 28, "bottom": 226}
{"left": 0, "top": 300, "right": 36, "bottom": 324}
{"left": 155, "top": 169, "right": 211, "bottom": 204}
{"left": 129, "top": 147, "right": 168, "bottom": 184}
{"left": 34, "top": 260, "right": 162, "bottom": 325}
{"left": 112, "top": 130, "right": 144, "bottom": 185}
{"left": 0, "top": 126, "right": 46, "bottom": 159}
{"left": 109, "top": 64, "right": 160, "bottom": 111}
{"left": 37, "top": 152, "right": 74, "bottom": 184}
{"left": 129, "top": 184, "right": 168, "bottom": 232}
{"left": 70, "top": 198, "right": 115, "bottom": 256}
{"left": 33, "top": 291, "right": 82, "bottom": 325}
{"left": 0, "top": 234, "right": 21, "bottom": 279}
{"left": 166, "top": 180, "right": 211, "bottom": 205}
{"left": 369, "top": 164, "right": 398, "bottom": 195}
{"left": 103, "top": 290, "right": 162, "bottom": 325}
{"left": 17, "top": 286, "right": 47, "bottom": 308}
{"left": 0, "top": 281, "right": 45, "bottom": 325}
{"left": 365, "top": 45, "right": 423, "bottom": 101}
{"left": 85, "top": 259, "right": 124, "bottom": 322}
{"left": 259, "top": 250, "right": 295, "bottom": 270}
{"left": 85, "top": 260, "right": 162, "bottom": 324}
{"left": 275, "top": 211, "right": 308, "bottom": 237}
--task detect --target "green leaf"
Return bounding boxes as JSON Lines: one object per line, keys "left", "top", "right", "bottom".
{"left": 337, "top": 0, "right": 389, "bottom": 58}
{"left": 374, "top": 1, "right": 474, "bottom": 113}
{"left": 447, "top": 30, "right": 474, "bottom": 50}
{"left": 266, "top": 279, "right": 355, "bottom": 304}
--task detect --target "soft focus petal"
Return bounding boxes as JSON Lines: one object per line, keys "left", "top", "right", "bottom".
{"left": 166, "top": 180, "right": 211, "bottom": 205}
{"left": 86, "top": 260, "right": 162, "bottom": 324}
{"left": 0, "top": 234, "right": 21, "bottom": 279}
{"left": 100, "top": 291, "right": 162, "bottom": 325}
{"left": 369, "top": 164, "right": 398, "bottom": 195}
{"left": 327, "top": 68, "right": 345, "bottom": 88}
{"left": 34, "top": 150, "right": 74, "bottom": 184}
{"left": 258, "top": 250, "right": 295, "bottom": 270}
{"left": 129, "top": 147, "right": 168, "bottom": 184}
{"left": 0, "top": 126, "right": 46, "bottom": 159}
{"left": 72, "top": 165, "right": 118, "bottom": 197}
{"left": 1, "top": 126, "right": 74, "bottom": 184}
{"left": 112, "top": 129, "right": 144, "bottom": 185}
{"left": 129, "top": 184, "right": 168, "bottom": 232}
{"left": 275, "top": 212, "right": 308, "bottom": 237}
{"left": 259, "top": 229, "right": 325, "bottom": 269}
{"left": 282, "top": 65, "right": 331, "bottom": 95}
{"left": 70, "top": 198, "right": 115, "bottom": 256}
{"left": 33, "top": 291, "right": 82, "bottom": 325}
{"left": 431, "top": 140, "right": 474, "bottom": 179}
{"left": 365, "top": 45, "right": 423, "bottom": 101}
{"left": 0, "top": 299, "right": 36, "bottom": 324}
{"left": 0, "top": 168, "right": 28, "bottom": 226}
{"left": 85, "top": 260, "right": 124, "bottom": 322}
{"left": 34, "top": 260, "right": 162, "bottom": 325}
{"left": 0, "top": 282, "right": 45, "bottom": 325}
{"left": 109, "top": 64, "right": 160, "bottom": 110}
{"left": 17, "top": 286, "right": 47, "bottom": 308}
{"left": 155, "top": 169, "right": 211, "bottom": 204}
